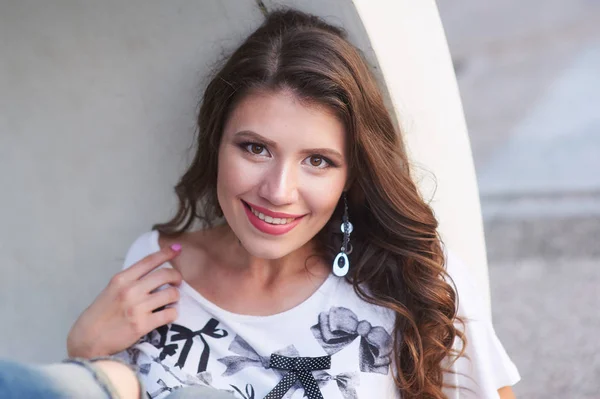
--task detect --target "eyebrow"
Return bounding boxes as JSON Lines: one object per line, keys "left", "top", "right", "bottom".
{"left": 233, "top": 130, "right": 277, "bottom": 148}
{"left": 233, "top": 130, "right": 345, "bottom": 161}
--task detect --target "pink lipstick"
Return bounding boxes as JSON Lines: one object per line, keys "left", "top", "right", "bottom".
{"left": 242, "top": 200, "right": 305, "bottom": 236}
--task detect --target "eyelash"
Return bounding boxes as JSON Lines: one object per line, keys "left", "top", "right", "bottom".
{"left": 238, "top": 141, "right": 338, "bottom": 169}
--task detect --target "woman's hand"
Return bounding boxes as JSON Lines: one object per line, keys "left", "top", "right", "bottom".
{"left": 67, "top": 245, "right": 183, "bottom": 358}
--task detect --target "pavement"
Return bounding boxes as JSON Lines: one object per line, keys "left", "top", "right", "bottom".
{"left": 437, "top": 1, "right": 600, "bottom": 397}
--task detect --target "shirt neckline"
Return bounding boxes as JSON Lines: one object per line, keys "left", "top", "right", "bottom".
{"left": 148, "top": 230, "right": 339, "bottom": 323}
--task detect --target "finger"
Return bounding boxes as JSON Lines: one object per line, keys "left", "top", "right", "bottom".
{"left": 146, "top": 307, "right": 178, "bottom": 331}
{"left": 137, "top": 267, "right": 183, "bottom": 295}
{"left": 142, "top": 286, "right": 180, "bottom": 313}
{"left": 120, "top": 244, "right": 182, "bottom": 282}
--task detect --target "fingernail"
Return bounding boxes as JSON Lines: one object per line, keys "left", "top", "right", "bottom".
{"left": 170, "top": 243, "right": 182, "bottom": 252}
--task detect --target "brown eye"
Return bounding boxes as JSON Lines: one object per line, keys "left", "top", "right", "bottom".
{"left": 303, "top": 155, "right": 333, "bottom": 169}
{"left": 309, "top": 156, "right": 323, "bottom": 167}
{"left": 250, "top": 144, "right": 264, "bottom": 154}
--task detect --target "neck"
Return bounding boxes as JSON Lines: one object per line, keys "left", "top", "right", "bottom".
{"left": 214, "top": 224, "right": 329, "bottom": 286}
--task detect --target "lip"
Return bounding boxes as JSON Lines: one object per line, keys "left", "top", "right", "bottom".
{"left": 243, "top": 201, "right": 305, "bottom": 219}
{"left": 242, "top": 200, "right": 305, "bottom": 236}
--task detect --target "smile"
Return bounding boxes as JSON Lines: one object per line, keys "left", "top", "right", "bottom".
{"left": 242, "top": 200, "right": 305, "bottom": 235}
{"left": 250, "top": 207, "right": 296, "bottom": 225}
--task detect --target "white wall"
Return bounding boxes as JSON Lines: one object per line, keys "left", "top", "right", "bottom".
{"left": 0, "top": 0, "right": 486, "bottom": 362}
{"left": 352, "top": 0, "right": 490, "bottom": 305}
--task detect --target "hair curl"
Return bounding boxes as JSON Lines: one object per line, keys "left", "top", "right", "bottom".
{"left": 155, "top": 9, "right": 466, "bottom": 399}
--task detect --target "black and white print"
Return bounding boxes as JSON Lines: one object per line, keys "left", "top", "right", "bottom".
{"left": 313, "top": 370, "right": 360, "bottom": 399}
{"left": 217, "top": 335, "right": 304, "bottom": 398}
{"left": 145, "top": 318, "right": 229, "bottom": 373}
{"left": 230, "top": 383, "right": 256, "bottom": 399}
{"left": 310, "top": 306, "right": 393, "bottom": 375}
{"left": 217, "top": 335, "right": 300, "bottom": 377}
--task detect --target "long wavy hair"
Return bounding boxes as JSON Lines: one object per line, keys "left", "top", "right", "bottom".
{"left": 155, "top": 9, "right": 466, "bottom": 399}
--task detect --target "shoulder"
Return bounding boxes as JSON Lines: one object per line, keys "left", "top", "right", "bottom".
{"left": 122, "top": 231, "right": 159, "bottom": 270}
{"left": 121, "top": 229, "right": 210, "bottom": 276}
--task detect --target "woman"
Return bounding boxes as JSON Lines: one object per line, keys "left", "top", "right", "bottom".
{"left": 65, "top": 8, "right": 519, "bottom": 399}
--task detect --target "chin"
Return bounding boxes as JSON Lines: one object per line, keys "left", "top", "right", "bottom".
{"left": 239, "top": 237, "right": 296, "bottom": 260}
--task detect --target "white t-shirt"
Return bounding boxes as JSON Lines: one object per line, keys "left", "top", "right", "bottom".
{"left": 115, "top": 231, "right": 519, "bottom": 399}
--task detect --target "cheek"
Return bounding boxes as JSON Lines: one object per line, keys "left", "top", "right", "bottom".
{"left": 217, "top": 149, "right": 240, "bottom": 199}
{"left": 301, "top": 174, "right": 347, "bottom": 216}
{"left": 217, "top": 148, "right": 261, "bottom": 197}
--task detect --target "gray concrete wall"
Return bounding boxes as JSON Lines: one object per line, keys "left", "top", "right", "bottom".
{"left": 0, "top": 0, "right": 265, "bottom": 362}
{"left": 1, "top": 0, "right": 483, "bottom": 363}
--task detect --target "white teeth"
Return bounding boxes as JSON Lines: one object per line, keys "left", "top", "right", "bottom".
{"left": 249, "top": 206, "right": 296, "bottom": 225}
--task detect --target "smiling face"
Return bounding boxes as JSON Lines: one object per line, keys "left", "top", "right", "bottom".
{"left": 216, "top": 89, "right": 349, "bottom": 260}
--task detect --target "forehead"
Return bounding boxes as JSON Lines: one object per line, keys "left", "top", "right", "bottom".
{"left": 223, "top": 89, "right": 346, "bottom": 150}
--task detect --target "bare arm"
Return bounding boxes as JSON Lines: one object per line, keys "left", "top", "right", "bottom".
{"left": 498, "top": 386, "right": 516, "bottom": 399}
{"left": 93, "top": 361, "right": 141, "bottom": 399}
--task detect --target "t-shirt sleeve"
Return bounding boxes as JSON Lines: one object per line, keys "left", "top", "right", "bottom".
{"left": 443, "top": 251, "right": 521, "bottom": 398}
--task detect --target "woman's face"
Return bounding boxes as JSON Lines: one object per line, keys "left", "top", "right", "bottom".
{"left": 217, "top": 89, "right": 348, "bottom": 260}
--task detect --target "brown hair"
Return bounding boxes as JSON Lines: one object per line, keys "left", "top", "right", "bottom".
{"left": 155, "top": 9, "right": 465, "bottom": 399}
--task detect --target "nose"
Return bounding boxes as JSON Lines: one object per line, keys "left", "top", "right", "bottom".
{"left": 257, "top": 161, "right": 299, "bottom": 206}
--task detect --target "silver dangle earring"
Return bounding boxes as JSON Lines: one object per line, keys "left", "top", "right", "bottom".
{"left": 333, "top": 193, "right": 353, "bottom": 277}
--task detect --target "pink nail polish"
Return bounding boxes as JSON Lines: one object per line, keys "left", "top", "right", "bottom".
{"left": 170, "top": 243, "right": 182, "bottom": 252}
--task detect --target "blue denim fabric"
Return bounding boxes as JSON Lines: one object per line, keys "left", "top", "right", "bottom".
{"left": 0, "top": 358, "right": 114, "bottom": 399}
{"left": 0, "top": 358, "right": 237, "bottom": 399}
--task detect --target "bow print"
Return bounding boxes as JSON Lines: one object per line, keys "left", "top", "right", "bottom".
{"left": 264, "top": 354, "right": 331, "bottom": 399}
{"left": 147, "top": 325, "right": 170, "bottom": 347}
{"left": 126, "top": 347, "right": 141, "bottom": 364}
{"left": 122, "top": 347, "right": 151, "bottom": 376}
{"left": 217, "top": 335, "right": 299, "bottom": 377}
{"left": 159, "top": 319, "right": 228, "bottom": 373}
{"left": 147, "top": 324, "right": 178, "bottom": 362}
{"left": 314, "top": 371, "right": 360, "bottom": 399}
{"left": 217, "top": 335, "right": 269, "bottom": 376}
{"left": 149, "top": 379, "right": 178, "bottom": 399}
{"left": 138, "top": 362, "right": 152, "bottom": 376}
{"left": 230, "top": 383, "right": 255, "bottom": 399}
{"left": 145, "top": 355, "right": 218, "bottom": 398}
{"left": 195, "top": 371, "right": 213, "bottom": 386}
{"left": 310, "top": 307, "right": 392, "bottom": 375}
{"left": 147, "top": 355, "right": 215, "bottom": 388}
